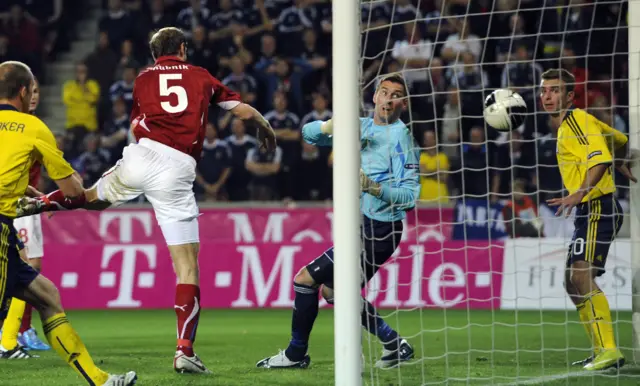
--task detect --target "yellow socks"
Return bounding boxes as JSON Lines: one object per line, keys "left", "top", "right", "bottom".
{"left": 576, "top": 300, "right": 601, "bottom": 355}
{"left": 42, "top": 313, "right": 109, "bottom": 385}
{"left": 1, "top": 298, "right": 25, "bottom": 350}
{"left": 583, "top": 289, "right": 616, "bottom": 350}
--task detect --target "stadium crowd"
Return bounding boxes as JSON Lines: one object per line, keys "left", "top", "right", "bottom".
{"left": 0, "top": 0, "right": 630, "bottom": 207}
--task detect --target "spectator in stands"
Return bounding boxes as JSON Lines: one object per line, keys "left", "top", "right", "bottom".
{"left": 209, "top": 0, "right": 243, "bottom": 42}
{"left": 500, "top": 44, "right": 543, "bottom": 104}
{"left": 440, "top": 87, "right": 461, "bottom": 160}
{"left": 116, "top": 39, "right": 141, "bottom": 79}
{"left": 63, "top": 62, "right": 101, "bottom": 133}
{"left": 73, "top": 134, "right": 111, "bottom": 187}
{"left": 276, "top": 0, "right": 316, "bottom": 56}
{"left": 217, "top": 25, "right": 254, "bottom": 73}
{"left": 265, "top": 91, "right": 301, "bottom": 200}
{"left": 295, "top": 140, "right": 328, "bottom": 201}
{"left": 99, "top": 0, "right": 133, "bottom": 52}
{"left": 424, "top": 0, "right": 455, "bottom": 42}
{"left": 533, "top": 130, "right": 563, "bottom": 202}
{"left": 502, "top": 179, "right": 543, "bottom": 238}
{"left": 246, "top": 146, "right": 283, "bottom": 201}
{"left": 188, "top": 25, "right": 217, "bottom": 76}
{"left": 491, "top": 130, "right": 534, "bottom": 200}
{"left": 0, "top": 34, "right": 17, "bottom": 64}
{"left": 454, "top": 127, "right": 490, "bottom": 199}
{"left": 223, "top": 56, "right": 258, "bottom": 105}
{"left": 589, "top": 95, "right": 627, "bottom": 134}
{"left": 391, "top": 23, "right": 433, "bottom": 88}
{"left": 110, "top": 64, "right": 137, "bottom": 113}
{"left": 361, "top": 1, "right": 390, "bottom": 62}
{"left": 143, "top": 0, "right": 174, "bottom": 36}
{"left": 495, "top": 14, "right": 535, "bottom": 64}
{"left": 85, "top": 31, "right": 119, "bottom": 101}
{"left": 176, "top": 0, "right": 211, "bottom": 37}
{"left": 101, "top": 98, "right": 129, "bottom": 162}
{"left": 300, "top": 93, "right": 332, "bottom": 128}
{"left": 561, "top": 46, "right": 589, "bottom": 109}
{"left": 226, "top": 118, "right": 257, "bottom": 201}
{"left": 294, "top": 28, "right": 329, "bottom": 106}
{"left": 419, "top": 130, "right": 450, "bottom": 204}
{"left": 440, "top": 17, "right": 482, "bottom": 63}
{"left": 195, "top": 123, "right": 232, "bottom": 201}
{"left": 2, "top": 4, "right": 42, "bottom": 78}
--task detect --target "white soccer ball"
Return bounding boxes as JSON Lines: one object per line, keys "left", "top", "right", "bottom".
{"left": 483, "top": 89, "right": 528, "bottom": 131}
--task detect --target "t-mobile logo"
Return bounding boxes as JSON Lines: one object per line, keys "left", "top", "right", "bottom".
{"left": 98, "top": 212, "right": 157, "bottom": 307}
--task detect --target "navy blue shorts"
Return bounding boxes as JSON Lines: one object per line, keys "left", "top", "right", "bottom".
{"left": 0, "top": 215, "right": 39, "bottom": 319}
{"left": 566, "top": 194, "right": 623, "bottom": 276}
{"left": 306, "top": 216, "right": 403, "bottom": 289}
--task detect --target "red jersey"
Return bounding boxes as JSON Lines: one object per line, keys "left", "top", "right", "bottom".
{"left": 130, "top": 56, "right": 241, "bottom": 161}
{"left": 29, "top": 162, "right": 41, "bottom": 187}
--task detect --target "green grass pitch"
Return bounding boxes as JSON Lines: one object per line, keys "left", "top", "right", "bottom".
{"left": 0, "top": 309, "right": 637, "bottom": 385}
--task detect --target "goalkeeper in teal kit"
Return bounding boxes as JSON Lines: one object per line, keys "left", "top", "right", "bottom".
{"left": 257, "top": 74, "right": 420, "bottom": 370}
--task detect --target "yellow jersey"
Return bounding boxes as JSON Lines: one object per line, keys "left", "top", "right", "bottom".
{"left": 556, "top": 108, "right": 627, "bottom": 202}
{"left": 419, "top": 152, "right": 449, "bottom": 203}
{"left": 0, "top": 105, "right": 74, "bottom": 218}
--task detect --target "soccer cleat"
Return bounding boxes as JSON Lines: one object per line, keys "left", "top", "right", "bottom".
{"left": 174, "top": 350, "right": 211, "bottom": 374}
{"left": 375, "top": 339, "right": 414, "bottom": 369}
{"left": 571, "top": 354, "right": 594, "bottom": 366}
{"left": 256, "top": 349, "right": 311, "bottom": 369}
{"left": 102, "top": 371, "right": 138, "bottom": 386}
{"left": 22, "top": 328, "right": 51, "bottom": 351}
{"left": 0, "top": 345, "right": 38, "bottom": 359}
{"left": 583, "top": 349, "right": 625, "bottom": 371}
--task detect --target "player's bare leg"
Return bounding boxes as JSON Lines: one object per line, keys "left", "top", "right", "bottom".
{"left": 13, "top": 273, "right": 137, "bottom": 385}
{"left": 567, "top": 261, "right": 624, "bottom": 371}
{"left": 169, "top": 240, "right": 210, "bottom": 374}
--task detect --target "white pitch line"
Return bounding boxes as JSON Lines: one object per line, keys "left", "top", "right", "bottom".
{"left": 493, "top": 370, "right": 607, "bottom": 386}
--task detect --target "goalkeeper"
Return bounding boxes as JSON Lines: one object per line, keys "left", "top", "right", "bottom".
{"left": 257, "top": 74, "right": 420, "bottom": 370}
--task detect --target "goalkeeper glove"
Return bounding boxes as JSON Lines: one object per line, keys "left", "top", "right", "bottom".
{"left": 360, "top": 169, "right": 382, "bottom": 197}
{"left": 321, "top": 119, "right": 333, "bottom": 135}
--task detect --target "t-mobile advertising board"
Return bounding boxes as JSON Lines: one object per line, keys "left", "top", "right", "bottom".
{"left": 37, "top": 208, "right": 631, "bottom": 310}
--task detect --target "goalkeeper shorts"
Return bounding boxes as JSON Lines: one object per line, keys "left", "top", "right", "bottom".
{"left": 306, "top": 216, "right": 403, "bottom": 289}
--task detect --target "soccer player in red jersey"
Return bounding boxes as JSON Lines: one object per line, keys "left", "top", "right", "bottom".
{"left": 18, "top": 27, "right": 277, "bottom": 373}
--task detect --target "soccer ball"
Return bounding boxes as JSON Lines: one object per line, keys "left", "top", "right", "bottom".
{"left": 483, "top": 89, "right": 528, "bottom": 131}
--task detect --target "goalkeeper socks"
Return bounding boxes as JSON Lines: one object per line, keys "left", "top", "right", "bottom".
{"left": 285, "top": 283, "right": 319, "bottom": 361}
{"left": 584, "top": 289, "right": 616, "bottom": 350}
{"left": 43, "top": 313, "right": 109, "bottom": 385}
{"left": 361, "top": 299, "right": 399, "bottom": 351}
{"left": 577, "top": 300, "right": 601, "bottom": 355}
{"left": 19, "top": 304, "right": 33, "bottom": 334}
{"left": 175, "top": 284, "right": 201, "bottom": 357}
{"left": 42, "top": 190, "right": 87, "bottom": 211}
{"left": 1, "top": 298, "right": 26, "bottom": 350}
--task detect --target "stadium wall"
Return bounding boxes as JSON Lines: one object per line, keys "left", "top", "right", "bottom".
{"left": 35, "top": 207, "right": 632, "bottom": 311}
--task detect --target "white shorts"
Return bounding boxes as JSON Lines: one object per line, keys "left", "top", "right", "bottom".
{"left": 96, "top": 138, "right": 200, "bottom": 245}
{"left": 13, "top": 214, "right": 44, "bottom": 259}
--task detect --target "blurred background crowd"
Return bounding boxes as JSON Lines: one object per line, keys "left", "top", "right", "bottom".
{"left": 0, "top": 0, "right": 630, "bottom": 214}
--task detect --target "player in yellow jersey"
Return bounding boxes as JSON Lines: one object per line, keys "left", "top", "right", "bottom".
{"left": 0, "top": 61, "right": 137, "bottom": 385}
{"left": 540, "top": 68, "right": 636, "bottom": 372}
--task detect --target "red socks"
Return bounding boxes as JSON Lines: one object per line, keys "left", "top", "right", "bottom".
{"left": 175, "top": 284, "right": 201, "bottom": 357}
{"left": 19, "top": 305, "right": 32, "bottom": 334}
{"left": 42, "top": 189, "right": 87, "bottom": 211}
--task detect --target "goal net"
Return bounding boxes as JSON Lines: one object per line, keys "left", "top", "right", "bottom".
{"left": 356, "top": 0, "right": 640, "bottom": 384}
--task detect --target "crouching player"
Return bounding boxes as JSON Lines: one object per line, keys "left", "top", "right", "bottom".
{"left": 0, "top": 76, "right": 51, "bottom": 354}
{"left": 257, "top": 74, "right": 419, "bottom": 369}
{"left": 541, "top": 68, "right": 636, "bottom": 371}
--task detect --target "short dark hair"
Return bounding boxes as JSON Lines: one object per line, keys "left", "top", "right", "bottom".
{"left": 541, "top": 68, "right": 576, "bottom": 93}
{"left": 0, "top": 61, "right": 33, "bottom": 100}
{"left": 149, "top": 27, "right": 186, "bottom": 60}
{"left": 378, "top": 73, "right": 408, "bottom": 97}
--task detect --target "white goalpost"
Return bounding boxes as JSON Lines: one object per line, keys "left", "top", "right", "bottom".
{"left": 331, "top": 0, "right": 640, "bottom": 385}
{"left": 332, "top": 1, "right": 363, "bottom": 385}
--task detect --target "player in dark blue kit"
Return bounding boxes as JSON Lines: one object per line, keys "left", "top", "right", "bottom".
{"left": 257, "top": 74, "right": 420, "bottom": 369}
